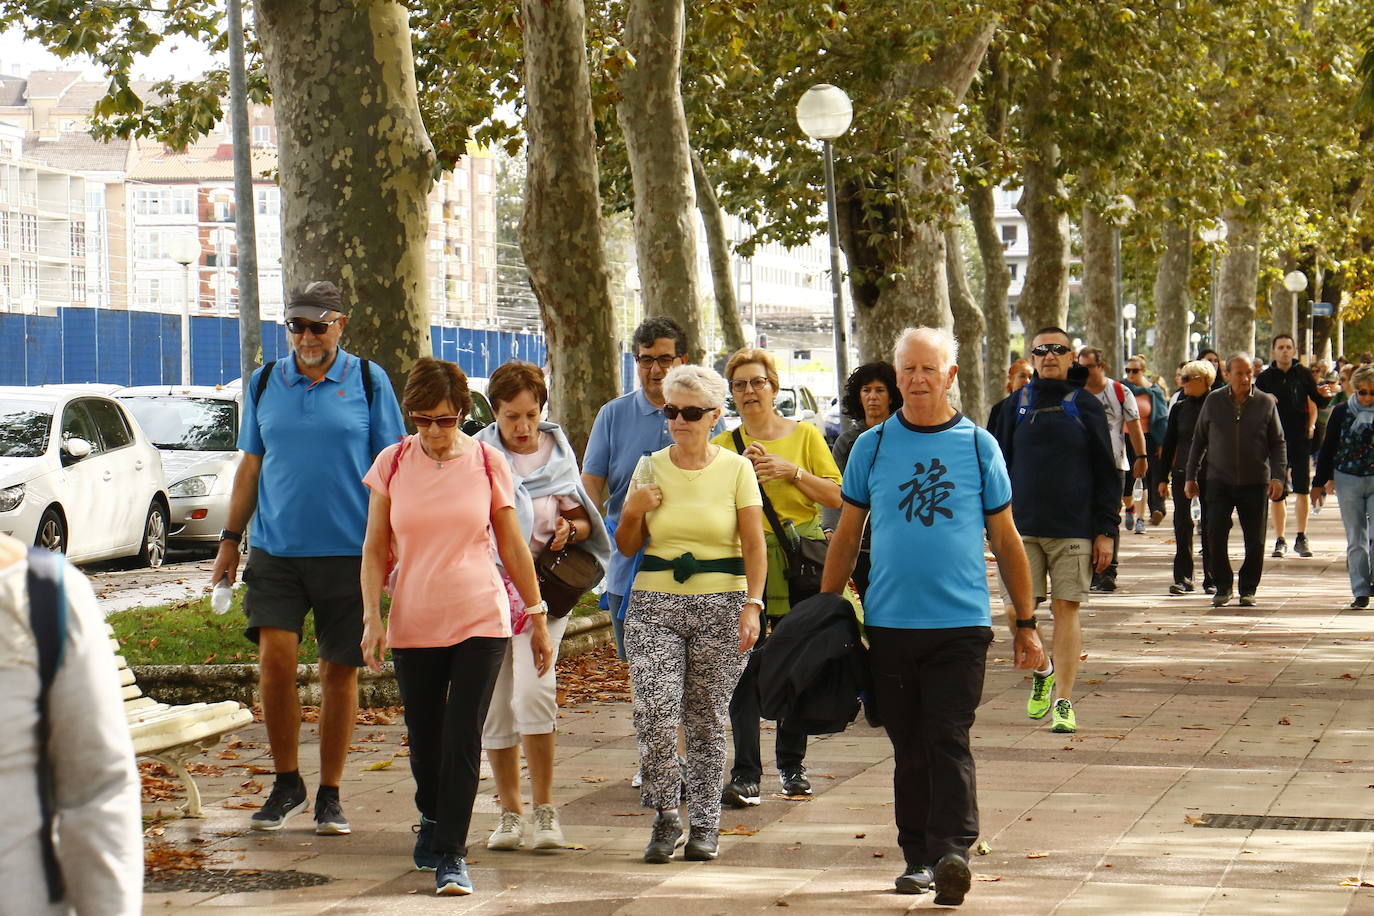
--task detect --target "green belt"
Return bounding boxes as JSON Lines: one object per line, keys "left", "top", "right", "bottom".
{"left": 641, "top": 553, "right": 745, "bottom": 584}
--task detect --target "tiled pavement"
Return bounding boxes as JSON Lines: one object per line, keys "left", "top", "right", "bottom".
{"left": 143, "top": 501, "right": 1374, "bottom": 913}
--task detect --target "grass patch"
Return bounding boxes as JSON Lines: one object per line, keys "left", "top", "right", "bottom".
{"left": 110, "top": 588, "right": 608, "bottom": 666}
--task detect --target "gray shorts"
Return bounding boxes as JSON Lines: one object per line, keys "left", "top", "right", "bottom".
{"left": 242, "top": 547, "right": 365, "bottom": 666}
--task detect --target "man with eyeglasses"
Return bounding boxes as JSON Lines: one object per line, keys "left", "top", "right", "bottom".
{"left": 991, "top": 328, "right": 1117, "bottom": 735}
{"left": 1076, "top": 347, "right": 1147, "bottom": 592}
{"left": 1255, "top": 334, "right": 1335, "bottom": 559}
{"left": 211, "top": 280, "right": 405, "bottom": 835}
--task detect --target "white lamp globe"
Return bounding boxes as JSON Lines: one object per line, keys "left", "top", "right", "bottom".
{"left": 796, "top": 85, "right": 852, "bottom": 141}
{"left": 1283, "top": 270, "right": 1308, "bottom": 293}
{"left": 169, "top": 234, "right": 200, "bottom": 266}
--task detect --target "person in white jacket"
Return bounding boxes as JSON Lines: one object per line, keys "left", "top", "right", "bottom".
{"left": 0, "top": 533, "right": 142, "bottom": 914}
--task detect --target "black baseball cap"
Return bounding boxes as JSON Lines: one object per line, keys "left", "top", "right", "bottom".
{"left": 285, "top": 281, "right": 346, "bottom": 321}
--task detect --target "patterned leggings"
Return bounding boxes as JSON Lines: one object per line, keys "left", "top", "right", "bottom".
{"left": 625, "top": 589, "right": 750, "bottom": 831}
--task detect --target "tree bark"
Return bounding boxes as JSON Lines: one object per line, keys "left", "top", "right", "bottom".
{"left": 1152, "top": 219, "right": 1192, "bottom": 378}
{"left": 691, "top": 150, "right": 745, "bottom": 357}
{"left": 256, "top": 0, "right": 434, "bottom": 394}
{"left": 1268, "top": 254, "right": 1298, "bottom": 340}
{"left": 1016, "top": 55, "right": 1069, "bottom": 335}
{"left": 968, "top": 183, "right": 1011, "bottom": 404}
{"left": 1080, "top": 205, "right": 1117, "bottom": 365}
{"left": 946, "top": 225, "right": 985, "bottom": 422}
{"left": 521, "top": 0, "right": 620, "bottom": 456}
{"left": 836, "top": 23, "right": 994, "bottom": 363}
{"left": 616, "top": 0, "right": 703, "bottom": 363}
{"left": 1216, "top": 210, "right": 1263, "bottom": 360}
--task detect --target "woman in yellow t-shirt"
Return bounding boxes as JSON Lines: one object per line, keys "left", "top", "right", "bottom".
{"left": 713, "top": 347, "right": 842, "bottom": 808}
{"left": 617, "top": 365, "right": 766, "bottom": 865}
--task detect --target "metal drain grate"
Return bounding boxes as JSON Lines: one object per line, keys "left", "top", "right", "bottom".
{"left": 1194, "top": 814, "right": 1374, "bottom": 832}
{"left": 145, "top": 868, "right": 333, "bottom": 894}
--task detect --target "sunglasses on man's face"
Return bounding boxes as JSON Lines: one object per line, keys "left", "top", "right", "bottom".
{"left": 662, "top": 404, "right": 711, "bottom": 422}
{"left": 286, "top": 317, "right": 341, "bottom": 336}
{"left": 1031, "top": 343, "right": 1073, "bottom": 357}
{"left": 411, "top": 414, "right": 461, "bottom": 428}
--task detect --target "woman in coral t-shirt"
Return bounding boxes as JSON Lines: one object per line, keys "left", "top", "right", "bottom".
{"left": 360, "top": 358, "right": 550, "bottom": 897}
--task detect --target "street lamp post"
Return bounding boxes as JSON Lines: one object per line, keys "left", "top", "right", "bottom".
{"left": 1198, "top": 221, "right": 1228, "bottom": 353}
{"left": 169, "top": 234, "right": 200, "bottom": 386}
{"left": 1107, "top": 196, "right": 1134, "bottom": 372}
{"left": 796, "top": 84, "right": 852, "bottom": 402}
{"left": 1283, "top": 270, "right": 1308, "bottom": 355}
{"left": 1122, "top": 303, "right": 1137, "bottom": 361}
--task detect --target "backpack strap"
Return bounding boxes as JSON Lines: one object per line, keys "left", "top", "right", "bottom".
{"left": 731, "top": 429, "right": 793, "bottom": 550}
{"left": 359, "top": 358, "right": 375, "bottom": 408}
{"left": 27, "top": 547, "right": 66, "bottom": 904}
{"left": 252, "top": 361, "right": 277, "bottom": 408}
{"left": 1061, "top": 390, "right": 1082, "bottom": 425}
{"left": 1013, "top": 382, "right": 1035, "bottom": 425}
{"left": 1112, "top": 380, "right": 1126, "bottom": 406}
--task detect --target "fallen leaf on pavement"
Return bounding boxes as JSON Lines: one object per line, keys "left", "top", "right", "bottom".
{"left": 1278, "top": 717, "right": 1292, "bottom": 726}
{"left": 721, "top": 826, "right": 758, "bottom": 836}
{"left": 975, "top": 875, "right": 1003, "bottom": 882}
{"left": 773, "top": 794, "right": 812, "bottom": 801}
{"left": 975, "top": 840, "right": 992, "bottom": 855}
{"left": 1340, "top": 877, "right": 1374, "bottom": 887}
{"left": 1184, "top": 815, "right": 1205, "bottom": 825}
{"left": 1026, "top": 852, "right": 1048, "bottom": 859}
{"left": 364, "top": 760, "right": 393, "bottom": 771}
{"left": 561, "top": 843, "right": 588, "bottom": 850}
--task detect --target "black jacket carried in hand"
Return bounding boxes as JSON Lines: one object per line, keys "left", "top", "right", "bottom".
{"left": 757, "top": 593, "right": 867, "bottom": 735}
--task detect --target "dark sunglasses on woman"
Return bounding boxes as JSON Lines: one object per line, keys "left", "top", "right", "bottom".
{"left": 1031, "top": 343, "right": 1072, "bottom": 357}
{"left": 411, "top": 414, "right": 461, "bottom": 428}
{"left": 662, "top": 404, "right": 711, "bottom": 422}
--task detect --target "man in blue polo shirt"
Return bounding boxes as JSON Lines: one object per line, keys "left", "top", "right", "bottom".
{"left": 210, "top": 280, "right": 405, "bottom": 836}
{"left": 822, "top": 327, "right": 1041, "bottom": 906}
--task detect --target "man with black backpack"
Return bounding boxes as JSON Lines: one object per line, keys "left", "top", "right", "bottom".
{"left": 0, "top": 535, "right": 142, "bottom": 913}
{"left": 210, "top": 281, "right": 405, "bottom": 835}
{"left": 990, "top": 327, "right": 1119, "bottom": 736}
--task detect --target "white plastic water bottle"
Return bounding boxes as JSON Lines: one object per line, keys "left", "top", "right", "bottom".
{"left": 211, "top": 576, "right": 233, "bottom": 615}
{"left": 1312, "top": 496, "right": 1322, "bottom": 516}
{"left": 1190, "top": 496, "right": 1202, "bottom": 523}
{"left": 632, "top": 452, "right": 655, "bottom": 489}
{"left": 1132, "top": 477, "right": 1145, "bottom": 506}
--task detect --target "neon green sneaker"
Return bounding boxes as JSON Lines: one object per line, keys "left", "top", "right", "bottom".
{"left": 1050, "top": 698, "right": 1077, "bottom": 733}
{"left": 1027, "top": 670, "right": 1055, "bottom": 720}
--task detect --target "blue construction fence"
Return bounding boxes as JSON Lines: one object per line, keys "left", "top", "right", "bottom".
{"left": 0, "top": 308, "right": 571, "bottom": 388}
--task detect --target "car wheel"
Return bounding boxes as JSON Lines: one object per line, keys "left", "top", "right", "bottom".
{"left": 137, "top": 501, "right": 168, "bottom": 569}
{"left": 34, "top": 507, "right": 65, "bottom": 554}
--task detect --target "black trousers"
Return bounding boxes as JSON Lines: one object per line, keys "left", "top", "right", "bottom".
{"left": 1204, "top": 481, "right": 1269, "bottom": 597}
{"left": 1101, "top": 469, "right": 1126, "bottom": 581}
{"left": 729, "top": 615, "right": 807, "bottom": 782}
{"left": 392, "top": 637, "right": 506, "bottom": 857}
{"left": 1170, "top": 471, "right": 1212, "bottom": 586}
{"left": 867, "top": 625, "right": 992, "bottom": 869}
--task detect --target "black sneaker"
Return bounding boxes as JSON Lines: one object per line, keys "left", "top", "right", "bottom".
{"left": 895, "top": 863, "right": 933, "bottom": 894}
{"left": 1272, "top": 537, "right": 1287, "bottom": 558}
{"left": 412, "top": 816, "right": 439, "bottom": 870}
{"left": 251, "top": 778, "right": 307, "bottom": 831}
{"left": 1351, "top": 596, "right": 1370, "bottom": 609}
{"left": 684, "top": 827, "right": 719, "bottom": 861}
{"left": 435, "top": 854, "right": 472, "bottom": 895}
{"left": 721, "top": 779, "right": 761, "bottom": 808}
{"left": 780, "top": 768, "right": 812, "bottom": 796}
{"left": 1294, "top": 533, "right": 1312, "bottom": 557}
{"left": 932, "top": 853, "right": 972, "bottom": 906}
{"left": 1168, "top": 582, "right": 1188, "bottom": 596}
{"left": 315, "top": 793, "right": 351, "bottom": 835}
{"left": 1091, "top": 577, "right": 1117, "bottom": 593}
{"left": 643, "top": 810, "right": 685, "bottom": 864}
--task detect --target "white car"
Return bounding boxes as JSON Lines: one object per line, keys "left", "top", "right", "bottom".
{"left": 0, "top": 386, "right": 170, "bottom": 566}
{"left": 117, "top": 385, "right": 242, "bottom": 546}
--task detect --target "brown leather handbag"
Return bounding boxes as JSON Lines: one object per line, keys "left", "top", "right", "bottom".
{"left": 535, "top": 534, "right": 603, "bottom": 619}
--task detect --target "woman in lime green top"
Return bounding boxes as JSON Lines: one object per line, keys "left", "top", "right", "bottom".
{"left": 713, "top": 347, "right": 843, "bottom": 808}
{"left": 617, "top": 364, "right": 766, "bottom": 865}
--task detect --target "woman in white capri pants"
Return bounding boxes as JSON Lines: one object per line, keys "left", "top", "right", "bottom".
{"left": 475, "top": 361, "right": 611, "bottom": 850}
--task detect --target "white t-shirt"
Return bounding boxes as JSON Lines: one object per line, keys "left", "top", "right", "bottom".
{"left": 1089, "top": 377, "right": 1140, "bottom": 471}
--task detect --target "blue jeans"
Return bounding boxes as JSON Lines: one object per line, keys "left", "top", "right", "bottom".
{"left": 1334, "top": 471, "right": 1374, "bottom": 597}
{"left": 608, "top": 593, "right": 628, "bottom": 661}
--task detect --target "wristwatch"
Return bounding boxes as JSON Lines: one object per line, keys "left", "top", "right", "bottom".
{"left": 791, "top": 465, "right": 803, "bottom": 482}
{"left": 1015, "top": 616, "right": 1038, "bottom": 629}
{"left": 219, "top": 529, "right": 242, "bottom": 544}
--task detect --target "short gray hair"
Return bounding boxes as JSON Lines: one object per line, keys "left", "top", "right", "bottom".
{"left": 1225, "top": 352, "right": 1253, "bottom": 372}
{"left": 1352, "top": 365, "right": 1374, "bottom": 392}
{"left": 663, "top": 364, "right": 726, "bottom": 410}
{"left": 893, "top": 326, "right": 959, "bottom": 371}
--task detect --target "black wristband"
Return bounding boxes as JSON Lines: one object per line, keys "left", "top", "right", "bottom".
{"left": 1015, "top": 616, "right": 1038, "bottom": 629}
{"left": 219, "top": 529, "right": 243, "bottom": 544}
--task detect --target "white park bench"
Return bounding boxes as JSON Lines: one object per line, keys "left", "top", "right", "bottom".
{"left": 112, "top": 627, "right": 253, "bottom": 817}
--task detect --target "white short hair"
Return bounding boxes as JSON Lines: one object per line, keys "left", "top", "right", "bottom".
{"left": 893, "top": 326, "right": 959, "bottom": 371}
{"left": 663, "top": 364, "right": 727, "bottom": 410}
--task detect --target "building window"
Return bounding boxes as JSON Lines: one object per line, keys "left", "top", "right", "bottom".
{"left": 19, "top": 214, "right": 37, "bottom": 253}
{"left": 71, "top": 266, "right": 85, "bottom": 302}
{"left": 0, "top": 262, "right": 9, "bottom": 301}
{"left": 1001, "top": 224, "right": 1018, "bottom": 248}
{"left": 251, "top": 124, "right": 275, "bottom": 146}
{"left": 1008, "top": 263, "right": 1019, "bottom": 281}
{"left": 255, "top": 187, "right": 279, "bottom": 217}
{"left": 132, "top": 188, "right": 194, "bottom": 216}
{"left": 20, "top": 259, "right": 38, "bottom": 298}
{"left": 476, "top": 172, "right": 493, "bottom": 193}
{"left": 70, "top": 221, "right": 85, "bottom": 258}
{"left": 0, "top": 211, "right": 8, "bottom": 248}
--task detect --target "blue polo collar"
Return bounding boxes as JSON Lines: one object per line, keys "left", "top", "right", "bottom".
{"left": 281, "top": 347, "right": 355, "bottom": 387}
{"left": 634, "top": 388, "right": 662, "bottom": 416}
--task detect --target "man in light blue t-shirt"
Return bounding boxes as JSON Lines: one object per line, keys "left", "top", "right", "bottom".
{"left": 822, "top": 327, "right": 1041, "bottom": 907}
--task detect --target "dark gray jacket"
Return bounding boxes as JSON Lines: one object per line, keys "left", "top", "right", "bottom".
{"left": 1187, "top": 386, "right": 1286, "bottom": 486}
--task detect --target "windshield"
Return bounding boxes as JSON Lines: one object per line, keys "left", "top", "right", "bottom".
{"left": 120, "top": 396, "right": 238, "bottom": 451}
{"left": 0, "top": 400, "right": 53, "bottom": 458}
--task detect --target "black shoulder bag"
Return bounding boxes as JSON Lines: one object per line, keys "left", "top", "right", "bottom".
{"left": 732, "top": 428, "right": 828, "bottom": 605}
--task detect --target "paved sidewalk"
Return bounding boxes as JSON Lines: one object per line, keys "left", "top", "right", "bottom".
{"left": 142, "top": 501, "right": 1374, "bottom": 913}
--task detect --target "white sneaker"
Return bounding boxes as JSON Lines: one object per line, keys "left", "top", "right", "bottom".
{"left": 631, "top": 768, "right": 643, "bottom": 788}
{"left": 530, "top": 804, "right": 565, "bottom": 850}
{"left": 487, "top": 810, "right": 524, "bottom": 850}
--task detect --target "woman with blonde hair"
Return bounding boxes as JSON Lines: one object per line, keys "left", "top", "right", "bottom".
{"left": 1314, "top": 364, "right": 1374, "bottom": 608}
{"left": 1155, "top": 359, "right": 1216, "bottom": 595}
{"left": 618, "top": 363, "right": 766, "bottom": 863}
{"left": 714, "top": 347, "right": 842, "bottom": 808}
